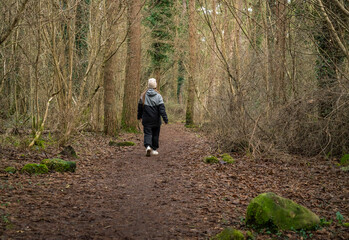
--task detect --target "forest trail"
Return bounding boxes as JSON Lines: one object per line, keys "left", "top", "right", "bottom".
{"left": 1, "top": 124, "right": 348, "bottom": 239}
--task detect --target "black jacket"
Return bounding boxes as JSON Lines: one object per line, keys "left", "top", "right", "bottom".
{"left": 137, "top": 89, "right": 168, "bottom": 127}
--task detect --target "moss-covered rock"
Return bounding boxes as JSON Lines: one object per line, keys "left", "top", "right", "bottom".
{"left": 41, "top": 158, "right": 76, "bottom": 173}
{"left": 4, "top": 166, "right": 16, "bottom": 174}
{"left": 204, "top": 156, "right": 219, "bottom": 164}
{"left": 109, "top": 141, "right": 135, "bottom": 147}
{"left": 222, "top": 153, "right": 235, "bottom": 164}
{"left": 246, "top": 192, "right": 320, "bottom": 231}
{"left": 211, "top": 228, "right": 245, "bottom": 240}
{"left": 21, "top": 163, "right": 49, "bottom": 175}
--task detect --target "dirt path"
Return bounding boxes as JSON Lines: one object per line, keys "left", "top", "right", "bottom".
{"left": 1, "top": 124, "right": 348, "bottom": 239}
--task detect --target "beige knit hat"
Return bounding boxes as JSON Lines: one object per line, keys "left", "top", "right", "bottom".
{"left": 148, "top": 78, "right": 157, "bottom": 89}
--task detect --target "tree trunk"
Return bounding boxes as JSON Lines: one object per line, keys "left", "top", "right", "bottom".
{"left": 103, "top": 0, "right": 118, "bottom": 136}
{"left": 185, "top": 0, "right": 196, "bottom": 126}
{"left": 122, "top": 0, "right": 141, "bottom": 131}
{"left": 274, "top": 0, "right": 287, "bottom": 104}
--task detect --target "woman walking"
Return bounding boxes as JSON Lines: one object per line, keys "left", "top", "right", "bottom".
{"left": 137, "top": 78, "right": 168, "bottom": 156}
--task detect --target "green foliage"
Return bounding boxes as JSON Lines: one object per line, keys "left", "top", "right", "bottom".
{"left": 21, "top": 163, "right": 49, "bottom": 175}
{"left": 4, "top": 166, "right": 16, "bottom": 174}
{"left": 336, "top": 211, "right": 344, "bottom": 225}
{"left": 1, "top": 213, "right": 10, "bottom": 224}
{"left": 144, "top": 0, "right": 175, "bottom": 81}
{"left": 246, "top": 192, "right": 320, "bottom": 231}
{"left": 34, "top": 137, "right": 45, "bottom": 149}
{"left": 204, "top": 156, "right": 219, "bottom": 164}
{"left": 109, "top": 141, "right": 135, "bottom": 147}
{"left": 340, "top": 154, "right": 349, "bottom": 166}
{"left": 246, "top": 230, "right": 254, "bottom": 240}
{"left": 211, "top": 228, "right": 244, "bottom": 240}
{"left": 320, "top": 217, "right": 332, "bottom": 226}
{"left": 41, "top": 158, "right": 76, "bottom": 173}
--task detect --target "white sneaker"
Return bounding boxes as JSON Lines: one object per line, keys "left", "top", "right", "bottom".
{"left": 152, "top": 150, "right": 159, "bottom": 155}
{"left": 146, "top": 146, "right": 151, "bottom": 157}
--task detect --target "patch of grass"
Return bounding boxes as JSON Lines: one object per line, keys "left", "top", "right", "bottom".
{"left": 4, "top": 166, "right": 16, "bottom": 174}
{"left": 340, "top": 154, "right": 349, "bottom": 166}
{"left": 109, "top": 141, "right": 135, "bottom": 147}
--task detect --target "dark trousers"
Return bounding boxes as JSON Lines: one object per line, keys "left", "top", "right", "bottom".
{"left": 143, "top": 125, "right": 160, "bottom": 150}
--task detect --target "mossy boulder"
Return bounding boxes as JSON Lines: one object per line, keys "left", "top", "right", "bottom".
{"left": 246, "top": 192, "right": 320, "bottom": 231}
{"left": 340, "top": 154, "right": 349, "bottom": 166}
{"left": 204, "top": 156, "right": 219, "bottom": 164}
{"left": 4, "top": 166, "right": 16, "bottom": 174}
{"left": 21, "top": 163, "right": 49, "bottom": 175}
{"left": 41, "top": 158, "right": 76, "bottom": 173}
{"left": 109, "top": 141, "right": 135, "bottom": 147}
{"left": 222, "top": 153, "right": 235, "bottom": 164}
{"left": 211, "top": 228, "right": 244, "bottom": 240}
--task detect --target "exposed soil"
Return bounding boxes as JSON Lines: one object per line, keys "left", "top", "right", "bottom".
{"left": 0, "top": 124, "right": 348, "bottom": 239}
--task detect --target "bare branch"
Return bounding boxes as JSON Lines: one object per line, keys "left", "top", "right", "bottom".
{"left": 317, "top": 0, "right": 349, "bottom": 60}
{"left": 333, "top": 0, "right": 349, "bottom": 16}
{"left": 0, "top": 0, "right": 30, "bottom": 46}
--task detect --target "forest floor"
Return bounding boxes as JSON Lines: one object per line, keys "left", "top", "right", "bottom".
{"left": 0, "top": 123, "right": 348, "bottom": 240}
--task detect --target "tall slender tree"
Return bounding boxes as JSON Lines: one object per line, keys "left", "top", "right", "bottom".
{"left": 185, "top": 0, "right": 196, "bottom": 126}
{"left": 122, "top": 0, "right": 142, "bottom": 131}
{"left": 103, "top": 0, "right": 119, "bottom": 136}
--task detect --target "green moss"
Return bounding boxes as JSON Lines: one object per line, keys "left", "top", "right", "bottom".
{"left": 204, "top": 156, "right": 219, "bottom": 164}
{"left": 41, "top": 158, "right": 76, "bottom": 173}
{"left": 109, "top": 141, "right": 135, "bottom": 147}
{"left": 246, "top": 192, "right": 320, "bottom": 231}
{"left": 342, "top": 222, "right": 349, "bottom": 227}
{"left": 4, "top": 167, "right": 16, "bottom": 174}
{"left": 222, "top": 153, "right": 235, "bottom": 164}
{"left": 320, "top": 219, "right": 332, "bottom": 226}
{"left": 21, "top": 163, "right": 49, "bottom": 175}
{"left": 185, "top": 124, "right": 198, "bottom": 129}
{"left": 246, "top": 231, "right": 254, "bottom": 240}
{"left": 340, "top": 154, "right": 349, "bottom": 166}
{"left": 211, "top": 228, "right": 245, "bottom": 240}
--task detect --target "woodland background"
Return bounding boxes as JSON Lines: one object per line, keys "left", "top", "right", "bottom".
{"left": 0, "top": 0, "right": 348, "bottom": 158}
